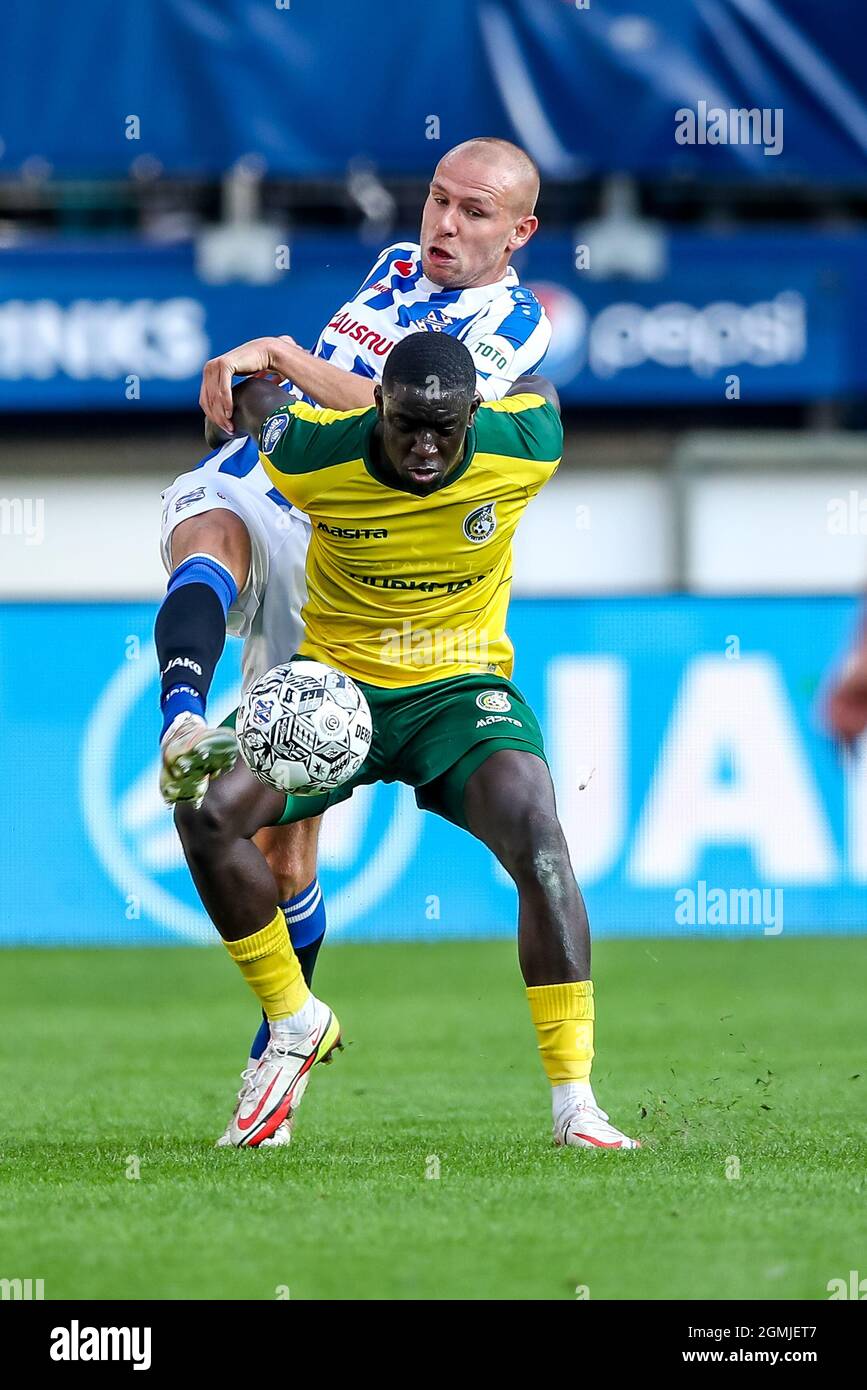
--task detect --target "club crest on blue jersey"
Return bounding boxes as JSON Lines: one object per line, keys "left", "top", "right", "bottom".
{"left": 261, "top": 412, "right": 290, "bottom": 455}
{"left": 463, "top": 502, "right": 497, "bottom": 544}
{"left": 416, "top": 308, "right": 455, "bottom": 333}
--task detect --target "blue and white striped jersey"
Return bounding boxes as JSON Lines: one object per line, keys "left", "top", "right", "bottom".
{"left": 291, "top": 241, "right": 550, "bottom": 402}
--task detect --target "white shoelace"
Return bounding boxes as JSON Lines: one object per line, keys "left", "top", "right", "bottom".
{"left": 235, "top": 1066, "right": 259, "bottom": 1103}
{"left": 264, "top": 1035, "right": 310, "bottom": 1060}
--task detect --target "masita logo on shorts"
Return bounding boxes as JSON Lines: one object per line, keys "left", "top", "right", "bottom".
{"left": 463, "top": 502, "right": 497, "bottom": 544}
{"left": 476, "top": 689, "right": 511, "bottom": 713}
{"left": 261, "top": 412, "right": 290, "bottom": 455}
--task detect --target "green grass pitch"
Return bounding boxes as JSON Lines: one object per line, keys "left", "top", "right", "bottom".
{"left": 0, "top": 937, "right": 864, "bottom": 1300}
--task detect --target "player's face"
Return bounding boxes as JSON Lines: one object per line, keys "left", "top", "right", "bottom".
{"left": 420, "top": 157, "right": 537, "bottom": 289}
{"left": 375, "top": 382, "right": 479, "bottom": 494}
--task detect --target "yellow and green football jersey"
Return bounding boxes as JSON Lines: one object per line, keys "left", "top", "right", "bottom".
{"left": 258, "top": 393, "right": 562, "bottom": 687}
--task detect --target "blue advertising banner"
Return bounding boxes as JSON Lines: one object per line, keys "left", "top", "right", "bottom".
{"left": 0, "top": 229, "right": 864, "bottom": 410}
{"left": 2, "top": 596, "right": 865, "bottom": 947}
{"left": 3, "top": 1, "right": 865, "bottom": 180}
{"left": 0, "top": 237, "right": 366, "bottom": 412}
{"left": 524, "top": 230, "right": 855, "bottom": 405}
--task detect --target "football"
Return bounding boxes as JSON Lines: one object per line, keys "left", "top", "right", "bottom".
{"left": 236, "top": 660, "right": 372, "bottom": 795}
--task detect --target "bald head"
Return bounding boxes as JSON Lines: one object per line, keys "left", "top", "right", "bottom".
{"left": 420, "top": 138, "right": 542, "bottom": 289}
{"left": 436, "top": 138, "right": 541, "bottom": 217}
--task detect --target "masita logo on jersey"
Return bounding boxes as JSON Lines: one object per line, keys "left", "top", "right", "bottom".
{"left": 261, "top": 412, "right": 290, "bottom": 455}
{"left": 463, "top": 502, "right": 497, "bottom": 544}
{"left": 317, "top": 522, "right": 388, "bottom": 540}
{"left": 80, "top": 655, "right": 423, "bottom": 942}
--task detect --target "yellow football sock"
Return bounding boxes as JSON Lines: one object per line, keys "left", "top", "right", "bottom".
{"left": 224, "top": 909, "right": 310, "bottom": 1021}
{"left": 526, "top": 980, "right": 595, "bottom": 1084}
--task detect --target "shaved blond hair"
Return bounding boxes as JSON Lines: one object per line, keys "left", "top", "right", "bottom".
{"left": 436, "top": 138, "right": 541, "bottom": 216}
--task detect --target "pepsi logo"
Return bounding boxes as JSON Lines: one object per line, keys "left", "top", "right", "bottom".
{"left": 526, "top": 281, "right": 588, "bottom": 384}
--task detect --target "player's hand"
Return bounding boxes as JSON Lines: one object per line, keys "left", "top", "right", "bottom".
{"left": 200, "top": 336, "right": 297, "bottom": 436}
{"left": 824, "top": 649, "right": 867, "bottom": 746}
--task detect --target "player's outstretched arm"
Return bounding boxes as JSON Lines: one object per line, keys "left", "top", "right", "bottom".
{"left": 505, "top": 374, "right": 560, "bottom": 413}
{"left": 273, "top": 346, "right": 377, "bottom": 413}
{"left": 200, "top": 335, "right": 375, "bottom": 436}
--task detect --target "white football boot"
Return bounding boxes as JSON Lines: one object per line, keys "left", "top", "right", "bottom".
{"left": 215, "top": 1065, "right": 302, "bottom": 1149}
{"left": 554, "top": 1100, "right": 641, "bottom": 1151}
{"left": 228, "top": 998, "right": 342, "bottom": 1148}
{"left": 160, "top": 713, "right": 238, "bottom": 808}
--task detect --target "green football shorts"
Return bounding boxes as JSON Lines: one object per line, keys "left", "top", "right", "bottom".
{"left": 228, "top": 671, "right": 548, "bottom": 831}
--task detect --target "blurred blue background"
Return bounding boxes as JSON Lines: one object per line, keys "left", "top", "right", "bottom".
{"left": 1, "top": 596, "right": 863, "bottom": 944}
{"left": 2, "top": 0, "right": 867, "bottom": 943}
{"left": 4, "top": 0, "right": 865, "bottom": 179}
{"left": 2, "top": 1, "right": 867, "bottom": 408}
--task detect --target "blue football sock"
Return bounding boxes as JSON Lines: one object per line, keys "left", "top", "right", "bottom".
{"left": 247, "top": 880, "right": 327, "bottom": 1062}
{"left": 283, "top": 879, "right": 327, "bottom": 950}
{"left": 249, "top": 1014, "right": 270, "bottom": 1063}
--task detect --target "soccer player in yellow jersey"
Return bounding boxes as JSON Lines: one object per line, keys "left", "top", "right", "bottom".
{"left": 175, "top": 331, "right": 640, "bottom": 1151}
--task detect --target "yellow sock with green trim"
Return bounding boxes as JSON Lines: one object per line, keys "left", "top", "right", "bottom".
{"left": 224, "top": 909, "right": 310, "bottom": 1021}
{"left": 526, "top": 980, "right": 595, "bottom": 1084}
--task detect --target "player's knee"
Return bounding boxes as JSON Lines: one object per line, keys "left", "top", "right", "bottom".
{"left": 269, "top": 859, "right": 311, "bottom": 902}
{"left": 174, "top": 788, "right": 237, "bottom": 854}
{"left": 170, "top": 507, "right": 250, "bottom": 585}
{"left": 498, "top": 808, "right": 569, "bottom": 885}
{"left": 256, "top": 823, "right": 319, "bottom": 900}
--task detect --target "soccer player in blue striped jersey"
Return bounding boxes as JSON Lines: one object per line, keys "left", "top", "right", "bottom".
{"left": 199, "top": 138, "right": 551, "bottom": 424}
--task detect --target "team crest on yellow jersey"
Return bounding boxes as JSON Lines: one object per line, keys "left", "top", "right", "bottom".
{"left": 463, "top": 502, "right": 497, "bottom": 544}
